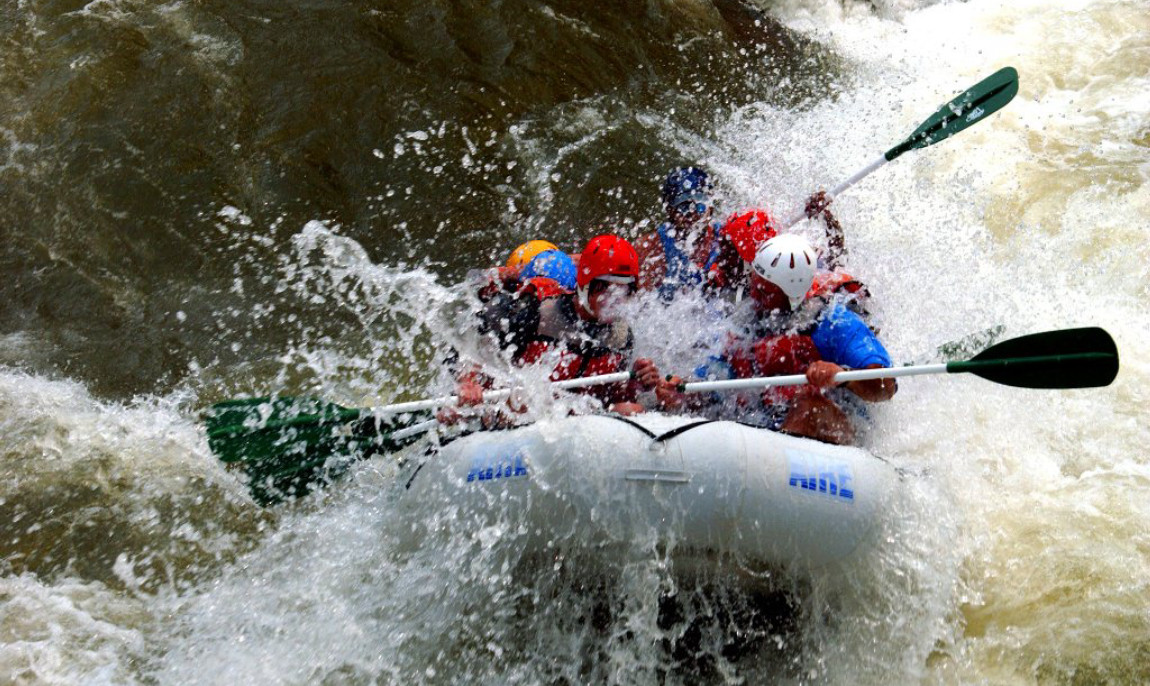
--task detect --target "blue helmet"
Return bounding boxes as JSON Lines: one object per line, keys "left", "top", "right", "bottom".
{"left": 522, "top": 250, "right": 577, "bottom": 290}
{"left": 661, "top": 166, "right": 712, "bottom": 209}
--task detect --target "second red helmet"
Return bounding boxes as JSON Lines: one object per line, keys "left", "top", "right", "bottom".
{"left": 576, "top": 234, "right": 639, "bottom": 289}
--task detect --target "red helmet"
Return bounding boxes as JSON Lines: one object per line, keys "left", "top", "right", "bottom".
{"left": 576, "top": 234, "right": 639, "bottom": 288}
{"left": 722, "top": 209, "right": 777, "bottom": 263}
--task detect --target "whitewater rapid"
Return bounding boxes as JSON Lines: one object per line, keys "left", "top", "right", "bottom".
{"left": 758, "top": 0, "right": 1150, "bottom": 680}
{"left": 2, "top": 0, "right": 1148, "bottom": 683}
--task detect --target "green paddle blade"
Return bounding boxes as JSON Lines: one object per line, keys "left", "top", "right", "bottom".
{"left": 205, "top": 396, "right": 363, "bottom": 461}
{"left": 885, "top": 66, "right": 1019, "bottom": 161}
{"left": 203, "top": 396, "right": 431, "bottom": 505}
{"left": 947, "top": 327, "right": 1119, "bottom": 389}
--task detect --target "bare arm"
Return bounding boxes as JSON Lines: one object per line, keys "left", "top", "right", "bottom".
{"left": 807, "top": 361, "right": 896, "bottom": 402}
{"left": 805, "top": 191, "right": 846, "bottom": 270}
{"left": 821, "top": 209, "right": 846, "bottom": 271}
{"left": 845, "top": 363, "right": 896, "bottom": 402}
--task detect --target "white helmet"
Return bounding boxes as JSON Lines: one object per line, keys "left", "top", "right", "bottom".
{"left": 750, "top": 234, "right": 817, "bottom": 309}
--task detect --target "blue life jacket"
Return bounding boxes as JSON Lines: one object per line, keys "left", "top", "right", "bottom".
{"left": 656, "top": 222, "right": 723, "bottom": 302}
{"left": 811, "top": 302, "right": 892, "bottom": 369}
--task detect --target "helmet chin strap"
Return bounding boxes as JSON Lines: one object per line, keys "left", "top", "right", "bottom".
{"left": 577, "top": 275, "right": 633, "bottom": 315}
{"left": 577, "top": 285, "right": 591, "bottom": 313}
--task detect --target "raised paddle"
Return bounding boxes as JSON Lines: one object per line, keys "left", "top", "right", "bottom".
{"left": 679, "top": 327, "right": 1119, "bottom": 394}
{"left": 203, "top": 370, "right": 633, "bottom": 505}
{"left": 782, "top": 66, "right": 1020, "bottom": 228}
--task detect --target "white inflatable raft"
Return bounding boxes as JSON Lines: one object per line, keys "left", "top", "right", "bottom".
{"left": 397, "top": 413, "right": 898, "bottom": 569}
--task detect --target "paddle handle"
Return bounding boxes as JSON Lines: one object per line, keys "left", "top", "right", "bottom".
{"left": 369, "top": 371, "right": 634, "bottom": 415}
{"left": 682, "top": 364, "right": 946, "bottom": 393}
{"left": 782, "top": 155, "right": 889, "bottom": 229}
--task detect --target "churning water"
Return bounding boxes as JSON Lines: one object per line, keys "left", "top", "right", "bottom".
{"left": 2, "top": 0, "right": 1148, "bottom": 683}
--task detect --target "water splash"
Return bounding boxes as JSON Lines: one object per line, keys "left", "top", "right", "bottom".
{"left": 2, "top": 0, "right": 1148, "bottom": 682}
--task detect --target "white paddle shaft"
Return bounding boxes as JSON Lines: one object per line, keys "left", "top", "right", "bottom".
{"left": 783, "top": 154, "right": 889, "bottom": 229}
{"left": 369, "top": 371, "right": 633, "bottom": 416}
{"left": 683, "top": 363, "right": 946, "bottom": 393}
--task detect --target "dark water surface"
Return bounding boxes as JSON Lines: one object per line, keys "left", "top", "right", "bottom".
{"left": 1, "top": 0, "right": 836, "bottom": 398}
{"left": 6, "top": 0, "right": 1147, "bottom": 683}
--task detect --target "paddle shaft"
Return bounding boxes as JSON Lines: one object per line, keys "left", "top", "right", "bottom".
{"left": 682, "top": 352, "right": 1113, "bottom": 393}
{"left": 683, "top": 364, "right": 939, "bottom": 393}
{"left": 368, "top": 371, "right": 633, "bottom": 416}
{"left": 375, "top": 363, "right": 947, "bottom": 435}
{"left": 782, "top": 155, "right": 887, "bottom": 229}
{"left": 391, "top": 418, "right": 440, "bottom": 441}
{"left": 376, "top": 347, "right": 1113, "bottom": 413}
{"left": 781, "top": 67, "right": 1019, "bottom": 229}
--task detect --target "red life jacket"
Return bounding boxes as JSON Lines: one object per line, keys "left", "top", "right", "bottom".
{"left": 807, "top": 269, "right": 875, "bottom": 326}
{"left": 510, "top": 278, "right": 571, "bottom": 366}
{"left": 513, "top": 293, "right": 633, "bottom": 406}
{"left": 807, "top": 270, "right": 868, "bottom": 300}
{"left": 517, "top": 276, "right": 569, "bottom": 301}
{"left": 724, "top": 332, "right": 822, "bottom": 407}
{"left": 516, "top": 321, "right": 628, "bottom": 384}
{"left": 533, "top": 348, "right": 628, "bottom": 382}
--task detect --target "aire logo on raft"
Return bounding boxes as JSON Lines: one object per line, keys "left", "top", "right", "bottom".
{"left": 787, "top": 450, "right": 854, "bottom": 501}
{"left": 466, "top": 448, "right": 530, "bottom": 483}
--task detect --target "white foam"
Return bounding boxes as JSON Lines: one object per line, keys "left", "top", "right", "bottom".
{"left": 0, "top": 574, "right": 148, "bottom": 685}
{"left": 731, "top": 0, "right": 1150, "bottom": 680}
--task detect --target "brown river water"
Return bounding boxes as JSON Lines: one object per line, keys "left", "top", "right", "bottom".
{"left": 1, "top": 0, "right": 1148, "bottom": 683}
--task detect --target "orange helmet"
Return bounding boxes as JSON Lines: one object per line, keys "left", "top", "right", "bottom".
{"left": 506, "top": 240, "right": 559, "bottom": 269}
{"left": 576, "top": 234, "right": 639, "bottom": 288}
